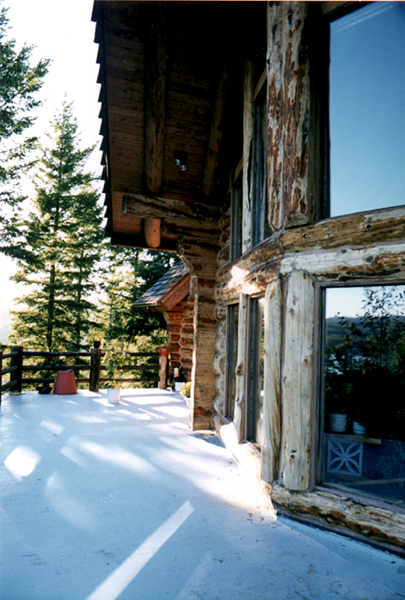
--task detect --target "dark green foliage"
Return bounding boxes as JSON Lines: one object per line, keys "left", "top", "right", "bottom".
{"left": 98, "top": 246, "right": 174, "bottom": 344}
{"left": 9, "top": 103, "right": 103, "bottom": 352}
{"left": 325, "top": 286, "right": 405, "bottom": 438}
{"left": 0, "top": 2, "right": 49, "bottom": 258}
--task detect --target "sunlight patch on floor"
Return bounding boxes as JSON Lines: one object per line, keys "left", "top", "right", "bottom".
{"left": 75, "top": 441, "right": 158, "bottom": 476}
{"left": 3, "top": 446, "right": 41, "bottom": 481}
{"left": 40, "top": 419, "right": 65, "bottom": 435}
{"left": 85, "top": 501, "right": 194, "bottom": 600}
{"left": 46, "top": 471, "right": 96, "bottom": 530}
{"left": 152, "top": 405, "right": 189, "bottom": 418}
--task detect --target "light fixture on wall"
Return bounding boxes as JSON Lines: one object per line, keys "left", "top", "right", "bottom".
{"left": 174, "top": 150, "right": 187, "bottom": 172}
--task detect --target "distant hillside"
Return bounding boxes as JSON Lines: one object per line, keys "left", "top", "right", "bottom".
{"left": 326, "top": 316, "right": 405, "bottom": 348}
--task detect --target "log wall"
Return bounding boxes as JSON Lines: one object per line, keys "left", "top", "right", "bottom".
{"left": 212, "top": 1, "right": 405, "bottom": 553}
{"left": 178, "top": 238, "right": 219, "bottom": 430}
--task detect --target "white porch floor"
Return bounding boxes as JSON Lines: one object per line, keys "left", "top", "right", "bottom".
{"left": 0, "top": 389, "right": 404, "bottom": 600}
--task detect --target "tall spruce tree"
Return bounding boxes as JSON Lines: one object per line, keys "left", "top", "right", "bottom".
{"left": 98, "top": 247, "right": 174, "bottom": 344}
{"left": 0, "top": 2, "right": 49, "bottom": 258}
{"left": 9, "top": 102, "right": 103, "bottom": 351}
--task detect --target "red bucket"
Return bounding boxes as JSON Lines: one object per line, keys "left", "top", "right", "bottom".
{"left": 158, "top": 346, "right": 171, "bottom": 358}
{"left": 54, "top": 371, "right": 77, "bottom": 395}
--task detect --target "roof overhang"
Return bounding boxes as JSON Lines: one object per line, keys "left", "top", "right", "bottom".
{"left": 92, "top": 1, "right": 253, "bottom": 251}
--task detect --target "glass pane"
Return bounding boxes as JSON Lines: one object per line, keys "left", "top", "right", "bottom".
{"left": 329, "top": 2, "right": 405, "bottom": 217}
{"left": 231, "top": 179, "right": 242, "bottom": 262}
{"left": 322, "top": 286, "right": 405, "bottom": 506}
{"left": 251, "top": 88, "right": 269, "bottom": 247}
{"left": 226, "top": 304, "right": 239, "bottom": 420}
{"left": 248, "top": 297, "right": 265, "bottom": 446}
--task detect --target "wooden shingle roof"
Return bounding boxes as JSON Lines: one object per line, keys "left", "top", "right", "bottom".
{"left": 134, "top": 262, "right": 190, "bottom": 312}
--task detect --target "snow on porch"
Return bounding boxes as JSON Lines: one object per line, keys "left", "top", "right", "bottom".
{"left": 0, "top": 389, "right": 404, "bottom": 600}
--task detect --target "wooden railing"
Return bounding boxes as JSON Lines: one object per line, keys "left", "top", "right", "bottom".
{"left": 0, "top": 343, "right": 169, "bottom": 403}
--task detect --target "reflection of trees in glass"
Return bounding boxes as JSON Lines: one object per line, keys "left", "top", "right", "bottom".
{"left": 325, "top": 286, "right": 405, "bottom": 439}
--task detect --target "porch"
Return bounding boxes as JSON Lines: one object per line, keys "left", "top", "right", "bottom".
{"left": 0, "top": 389, "right": 404, "bottom": 600}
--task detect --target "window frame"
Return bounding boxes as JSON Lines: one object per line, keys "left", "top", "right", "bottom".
{"left": 245, "top": 295, "right": 265, "bottom": 447}
{"left": 315, "top": 279, "right": 405, "bottom": 509}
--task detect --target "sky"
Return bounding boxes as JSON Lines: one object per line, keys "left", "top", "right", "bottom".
{"left": 330, "top": 1, "right": 405, "bottom": 217}
{"left": 1, "top": 2, "right": 404, "bottom": 340}
{"left": 0, "top": 0, "right": 102, "bottom": 342}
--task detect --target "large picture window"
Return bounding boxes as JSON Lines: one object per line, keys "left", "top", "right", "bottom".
{"left": 321, "top": 285, "right": 405, "bottom": 506}
{"left": 328, "top": 2, "right": 405, "bottom": 218}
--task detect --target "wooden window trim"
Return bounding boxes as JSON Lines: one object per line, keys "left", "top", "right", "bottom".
{"left": 313, "top": 277, "right": 405, "bottom": 508}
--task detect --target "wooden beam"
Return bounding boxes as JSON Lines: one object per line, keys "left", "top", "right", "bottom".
{"left": 122, "top": 193, "right": 221, "bottom": 224}
{"left": 201, "top": 61, "right": 230, "bottom": 198}
{"left": 161, "top": 274, "right": 191, "bottom": 311}
{"left": 281, "top": 270, "right": 315, "bottom": 491}
{"left": 267, "top": 1, "right": 284, "bottom": 231}
{"left": 144, "top": 217, "right": 161, "bottom": 248}
{"left": 242, "top": 59, "right": 254, "bottom": 253}
{"left": 144, "top": 11, "right": 166, "bottom": 195}
{"left": 110, "top": 231, "right": 177, "bottom": 253}
{"left": 261, "top": 279, "right": 282, "bottom": 483}
{"left": 272, "top": 483, "right": 405, "bottom": 552}
{"left": 234, "top": 294, "right": 248, "bottom": 443}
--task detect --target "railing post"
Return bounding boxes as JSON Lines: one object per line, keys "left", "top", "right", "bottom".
{"left": 89, "top": 341, "right": 101, "bottom": 392}
{"left": 0, "top": 350, "right": 3, "bottom": 404}
{"left": 10, "top": 345, "right": 23, "bottom": 393}
{"left": 158, "top": 346, "right": 170, "bottom": 390}
{"left": 158, "top": 354, "right": 168, "bottom": 389}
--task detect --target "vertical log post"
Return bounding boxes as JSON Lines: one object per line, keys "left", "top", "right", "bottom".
{"left": 89, "top": 341, "right": 101, "bottom": 392}
{"left": 10, "top": 345, "right": 23, "bottom": 393}
{"left": 158, "top": 353, "right": 168, "bottom": 389}
{"left": 0, "top": 350, "right": 3, "bottom": 404}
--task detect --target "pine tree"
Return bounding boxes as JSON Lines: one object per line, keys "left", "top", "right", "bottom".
{"left": 0, "top": 1, "right": 49, "bottom": 258}
{"left": 98, "top": 247, "right": 174, "bottom": 344}
{"left": 9, "top": 102, "right": 103, "bottom": 352}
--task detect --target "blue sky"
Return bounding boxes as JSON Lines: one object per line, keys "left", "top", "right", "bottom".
{"left": 0, "top": 0, "right": 102, "bottom": 341}
{"left": 330, "top": 1, "right": 405, "bottom": 217}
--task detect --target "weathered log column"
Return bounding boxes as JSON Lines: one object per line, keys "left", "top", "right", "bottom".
{"left": 178, "top": 238, "right": 219, "bottom": 430}
{"left": 163, "top": 307, "right": 183, "bottom": 379}
{"left": 178, "top": 298, "right": 194, "bottom": 381}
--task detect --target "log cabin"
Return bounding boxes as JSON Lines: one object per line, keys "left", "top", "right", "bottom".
{"left": 134, "top": 261, "right": 192, "bottom": 381}
{"left": 92, "top": 1, "right": 405, "bottom": 554}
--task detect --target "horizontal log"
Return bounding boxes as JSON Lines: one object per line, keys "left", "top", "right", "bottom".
{"left": 280, "top": 241, "right": 405, "bottom": 281}
{"left": 2, "top": 352, "right": 18, "bottom": 359}
{"left": 23, "top": 351, "right": 91, "bottom": 357}
{"left": 283, "top": 205, "right": 405, "bottom": 254}
{"left": 1, "top": 379, "right": 18, "bottom": 391}
{"left": 22, "top": 365, "right": 90, "bottom": 372}
{"left": 21, "top": 378, "right": 54, "bottom": 384}
{"left": 99, "top": 378, "right": 159, "bottom": 384}
{"left": 123, "top": 193, "right": 221, "bottom": 226}
{"left": 1, "top": 365, "right": 17, "bottom": 376}
{"left": 272, "top": 484, "right": 405, "bottom": 552}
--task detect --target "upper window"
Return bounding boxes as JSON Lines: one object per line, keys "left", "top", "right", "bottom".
{"left": 250, "top": 85, "right": 269, "bottom": 247}
{"left": 328, "top": 2, "right": 405, "bottom": 218}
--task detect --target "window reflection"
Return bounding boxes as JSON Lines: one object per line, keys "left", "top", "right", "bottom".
{"left": 322, "top": 285, "right": 405, "bottom": 506}
{"left": 329, "top": 2, "right": 405, "bottom": 217}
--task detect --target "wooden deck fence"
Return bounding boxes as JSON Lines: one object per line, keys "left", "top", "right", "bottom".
{"left": 0, "top": 343, "right": 169, "bottom": 404}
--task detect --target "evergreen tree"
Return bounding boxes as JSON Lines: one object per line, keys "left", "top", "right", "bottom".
{"left": 9, "top": 102, "right": 103, "bottom": 352}
{"left": 0, "top": 2, "right": 49, "bottom": 258}
{"left": 98, "top": 247, "right": 174, "bottom": 344}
